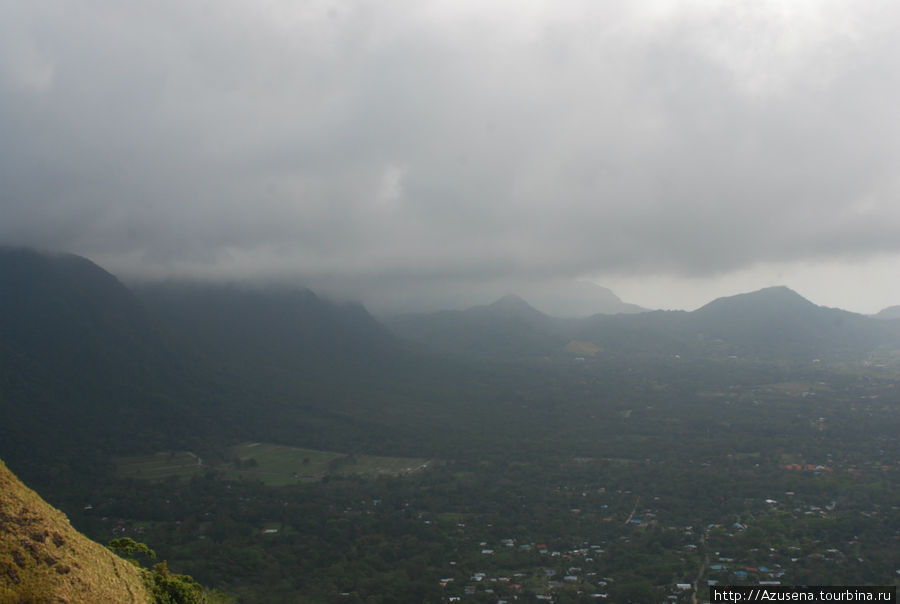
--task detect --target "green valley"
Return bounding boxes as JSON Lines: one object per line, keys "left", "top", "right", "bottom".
{"left": 1, "top": 249, "right": 898, "bottom": 602}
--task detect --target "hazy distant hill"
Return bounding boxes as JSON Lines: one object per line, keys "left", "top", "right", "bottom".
{"left": 385, "top": 294, "right": 567, "bottom": 359}
{"left": 570, "top": 309, "right": 694, "bottom": 357}
{"left": 577, "top": 286, "right": 900, "bottom": 361}
{"left": 524, "top": 281, "right": 648, "bottom": 317}
{"left": 0, "top": 457, "right": 151, "bottom": 603}
{"left": 872, "top": 305, "right": 900, "bottom": 320}
{"left": 685, "top": 286, "right": 889, "bottom": 359}
{"left": 388, "top": 286, "right": 900, "bottom": 362}
{"left": 385, "top": 286, "right": 647, "bottom": 359}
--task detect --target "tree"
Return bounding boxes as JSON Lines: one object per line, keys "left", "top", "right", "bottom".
{"left": 108, "top": 538, "right": 221, "bottom": 603}
{"left": 147, "top": 560, "right": 207, "bottom": 604}
{"left": 107, "top": 537, "right": 156, "bottom": 565}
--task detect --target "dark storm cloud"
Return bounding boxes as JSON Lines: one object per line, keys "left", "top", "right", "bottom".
{"left": 2, "top": 1, "right": 900, "bottom": 310}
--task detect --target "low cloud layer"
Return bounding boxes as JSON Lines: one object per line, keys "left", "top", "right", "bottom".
{"left": 3, "top": 1, "right": 900, "bottom": 313}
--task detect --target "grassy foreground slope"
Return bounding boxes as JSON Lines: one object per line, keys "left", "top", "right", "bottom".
{"left": 0, "top": 458, "right": 151, "bottom": 603}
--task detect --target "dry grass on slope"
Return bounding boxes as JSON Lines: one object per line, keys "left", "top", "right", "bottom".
{"left": 0, "top": 459, "right": 152, "bottom": 603}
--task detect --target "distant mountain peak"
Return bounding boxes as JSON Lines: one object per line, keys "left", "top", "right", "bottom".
{"left": 522, "top": 281, "right": 649, "bottom": 317}
{"left": 489, "top": 294, "right": 536, "bottom": 312}
{"left": 755, "top": 285, "right": 807, "bottom": 298}
{"left": 696, "top": 285, "right": 816, "bottom": 314}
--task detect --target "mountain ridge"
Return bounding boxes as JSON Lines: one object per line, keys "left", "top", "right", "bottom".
{"left": 0, "top": 247, "right": 208, "bottom": 489}
{"left": 3, "top": 248, "right": 900, "bottom": 481}
{"left": 386, "top": 286, "right": 900, "bottom": 361}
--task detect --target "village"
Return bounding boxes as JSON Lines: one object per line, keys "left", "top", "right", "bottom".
{"left": 71, "top": 364, "right": 898, "bottom": 603}
{"left": 426, "top": 492, "right": 890, "bottom": 603}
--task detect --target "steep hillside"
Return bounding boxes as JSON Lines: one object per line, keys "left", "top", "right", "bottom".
{"left": 0, "top": 458, "right": 151, "bottom": 603}
{"left": 0, "top": 247, "right": 181, "bottom": 388}
{"left": 0, "top": 248, "right": 204, "bottom": 488}
{"left": 130, "top": 281, "right": 487, "bottom": 454}
{"left": 0, "top": 248, "right": 487, "bottom": 470}
{"left": 132, "top": 281, "right": 400, "bottom": 374}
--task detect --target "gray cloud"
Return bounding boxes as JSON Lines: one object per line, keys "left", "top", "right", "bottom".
{"left": 2, "top": 0, "right": 900, "bottom": 312}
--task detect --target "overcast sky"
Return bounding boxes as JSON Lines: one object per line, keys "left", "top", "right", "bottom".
{"left": 3, "top": 1, "right": 900, "bottom": 315}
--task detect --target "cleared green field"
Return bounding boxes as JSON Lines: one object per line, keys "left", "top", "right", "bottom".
{"left": 114, "top": 451, "right": 205, "bottom": 482}
{"left": 115, "top": 443, "right": 429, "bottom": 486}
{"left": 225, "top": 442, "right": 429, "bottom": 486}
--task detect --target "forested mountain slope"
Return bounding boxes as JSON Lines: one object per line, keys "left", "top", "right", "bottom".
{"left": 0, "top": 248, "right": 203, "bottom": 489}
{"left": 0, "top": 249, "right": 494, "bottom": 487}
